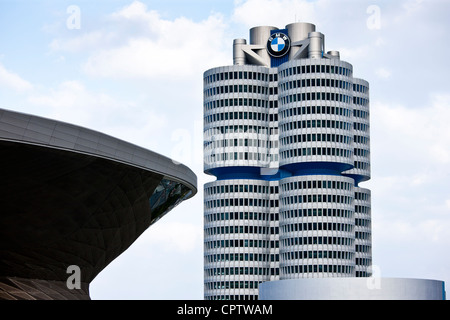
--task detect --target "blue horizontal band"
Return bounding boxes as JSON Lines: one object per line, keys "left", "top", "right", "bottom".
{"left": 206, "top": 166, "right": 288, "bottom": 181}
{"left": 205, "top": 162, "right": 358, "bottom": 182}
{"left": 342, "top": 173, "right": 370, "bottom": 187}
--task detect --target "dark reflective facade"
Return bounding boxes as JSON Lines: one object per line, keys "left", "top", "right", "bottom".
{"left": 0, "top": 108, "right": 197, "bottom": 300}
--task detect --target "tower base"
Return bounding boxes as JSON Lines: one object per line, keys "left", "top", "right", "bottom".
{"left": 259, "top": 278, "right": 446, "bottom": 300}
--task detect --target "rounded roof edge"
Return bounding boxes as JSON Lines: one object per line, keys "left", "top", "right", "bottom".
{"left": 0, "top": 108, "right": 197, "bottom": 196}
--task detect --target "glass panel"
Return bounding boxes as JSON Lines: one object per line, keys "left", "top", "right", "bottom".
{"left": 149, "top": 178, "right": 192, "bottom": 224}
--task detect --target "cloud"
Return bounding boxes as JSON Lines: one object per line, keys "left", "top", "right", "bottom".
{"left": 371, "top": 93, "right": 450, "bottom": 173}
{"left": 368, "top": 92, "right": 450, "bottom": 267}
{"left": 0, "top": 63, "right": 34, "bottom": 92}
{"left": 111, "top": 0, "right": 153, "bottom": 20}
{"left": 337, "top": 44, "right": 371, "bottom": 62}
{"left": 400, "top": 0, "right": 426, "bottom": 18}
{"left": 26, "top": 80, "right": 168, "bottom": 150}
{"left": 374, "top": 215, "right": 450, "bottom": 246}
{"left": 375, "top": 67, "right": 392, "bottom": 79}
{"left": 28, "top": 80, "right": 122, "bottom": 123}
{"left": 232, "top": 0, "right": 317, "bottom": 28}
{"left": 47, "top": 1, "right": 230, "bottom": 80}
{"left": 138, "top": 221, "right": 203, "bottom": 254}
{"left": 49, "top": 31, "right": 115, "bottom": 53}
{"left": 84, "top": 14, "right": 228, "bottom": 79}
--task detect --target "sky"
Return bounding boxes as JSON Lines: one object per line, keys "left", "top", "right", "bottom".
{"left": 1, "top": 0, "right": 449, "bottom": 300}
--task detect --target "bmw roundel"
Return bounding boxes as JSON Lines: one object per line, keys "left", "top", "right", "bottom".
{"left": 267, "top": 32, "right": 291, "bottom": 57}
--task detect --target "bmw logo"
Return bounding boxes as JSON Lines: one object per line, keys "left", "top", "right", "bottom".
{"left": 267, "top": 32, "right": 291, "bottom": 57}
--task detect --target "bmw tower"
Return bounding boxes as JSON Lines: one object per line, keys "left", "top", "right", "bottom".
{"left": 203, "top": 22, "right": 445, "bottom": 301}
{"left": 203, "top": 22, "right": 371, "bottom": 300}
{"left": 204, "top": 23, "right": 372, "bottom": 300}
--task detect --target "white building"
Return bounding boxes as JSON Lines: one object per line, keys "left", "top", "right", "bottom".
{"left": 203, "top": 22, "right": 443, "bottom": 300}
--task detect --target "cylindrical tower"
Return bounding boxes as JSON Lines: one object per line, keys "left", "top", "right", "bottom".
{"left": 277, "top": 58, "right": 357, "bottom": 279}
{"left": 204, "top": 22, "right": 372, "bottom": 300}
{"left": 204, "top": 65, "right": 272, "bottom": 175}
{"left": 344, "top": 78, "right": 371, "bottom": 276}
{"left": 233, "top": 39, "right": 247, "bottom": 66}
{"left": 204, "top": 179, "right": 274, "bottom": 300}
{"left": 279, "top": 175, "right": 355, "bottom": 278}
{"left": 344, "top": 78, "right": 371, "bottom": 184}
{"left": 277, "top": 59, "right": 355, "bottom": 174}
{"left": 308, "top": 32, "right": 325, "bottom": 59}
{"left": 354, "top": 186, "right": 372, "bottom": 277}
{"left": 203, "top": 64, "right": 280, "bottom": 300}
{"left": 286, "top": 23, "right": 316, "bottom": 60}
